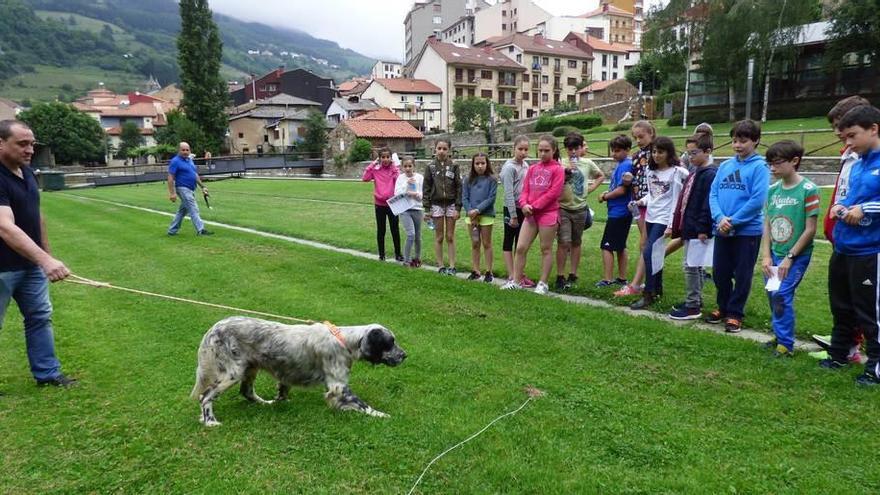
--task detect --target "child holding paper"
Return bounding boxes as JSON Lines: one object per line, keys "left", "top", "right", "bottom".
{"left": 668, "top": 133, "right": 717, "bottom": 320}
{"left": 760, "top": 140, "right": 819, "bottom": 356}
{"left": 630, "top": 137, "right": 688, "bottom": 310}
{"left": 393, "top": 156, "right": 424, "bottom": 267}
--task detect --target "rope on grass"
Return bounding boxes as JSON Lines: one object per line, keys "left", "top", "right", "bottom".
{"left": 65, "top": 274, "right": 317, "bottom": 325}
{"left": 406, "top": 386, "right": 544, "bottom": 495}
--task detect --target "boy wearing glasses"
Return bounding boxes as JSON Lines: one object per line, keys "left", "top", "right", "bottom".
{"left": 668, "top": 133, "right": 717, "bottom": 320}
{"left": 759, "top": 141, "right": 819, "bottom": 356}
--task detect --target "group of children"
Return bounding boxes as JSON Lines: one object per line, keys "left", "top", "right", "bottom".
{"left": 363, "top": 95, "right": 880, "bottom": 385}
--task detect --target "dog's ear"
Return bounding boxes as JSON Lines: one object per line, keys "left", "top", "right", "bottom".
{"left": 361, "top": 326, "right": 393, "bottom": 363}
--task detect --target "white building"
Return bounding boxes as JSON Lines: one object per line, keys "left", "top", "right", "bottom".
{"left": 524, "top": 16, "right": 611, "bottom": 43}
{"left": 564, "top": 32, "right": 640, "bottom": 83}
{"left": 441, "top": 15, "right": 476, "bottom": 46}
{"left": 371, "top": 61, "right": 403, "bottom": 79}
{"left": 360, "top": 78, "right": 443, "bottom": 132}
{"left": 473, "top": 0, "right": 552, "bottom": 45}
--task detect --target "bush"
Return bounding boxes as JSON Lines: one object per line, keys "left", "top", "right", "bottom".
{"left": 584, "top": 125, "right": 610, "bottom": 134}
{"left": 348, "top": 138, "right": 372, "bottom": 163}
{"left": 534, "top": 113, "right": 603, "bottom": 132}
{"left": 552, "top": 126, "right": 580, "bottom": 137}
{"left": 612, "top": 121, "right": 634, "bottom": 131}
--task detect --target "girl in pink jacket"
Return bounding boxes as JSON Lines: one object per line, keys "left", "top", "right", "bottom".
{"left": 502, "top": 135, "right": 564, "bottom": 294}
{"left": 362, "top": 147, "right": 402, "bottom": 261}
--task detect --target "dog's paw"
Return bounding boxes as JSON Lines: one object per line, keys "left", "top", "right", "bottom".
{"left": 369, "top": 409, "right": 390, "bottom": 418}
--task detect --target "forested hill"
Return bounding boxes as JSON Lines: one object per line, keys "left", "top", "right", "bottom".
{"left": 0, "top": 0, "right": 375, "bottom": 101}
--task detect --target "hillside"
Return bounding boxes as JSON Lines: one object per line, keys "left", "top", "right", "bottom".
{"left": 0, "top": 0, "right": 375, "bottom": 102}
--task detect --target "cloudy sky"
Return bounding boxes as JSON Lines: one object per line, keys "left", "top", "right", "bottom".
{"left": 207, "top": 0, "right": 667, "bottom": 61}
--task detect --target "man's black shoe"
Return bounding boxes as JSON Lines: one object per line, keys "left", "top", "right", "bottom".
{"left": 36, "top": 374, "right": 78, "bottom": 388}
{"left": 197, "top": 229, "right": 214, "bottom": 236}
{"left": 855, "top": 372, "right": 880, "bottom": 387}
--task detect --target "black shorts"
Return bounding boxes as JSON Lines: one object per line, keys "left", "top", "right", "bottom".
{"left": 600, "top": 215, "right": 633, "bottom": 252}
{"left": 502, "top": 206, "right": 524, "bottom": 252}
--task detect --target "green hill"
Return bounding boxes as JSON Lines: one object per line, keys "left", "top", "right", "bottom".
{"left": 0, "top": 0, "right": 376, "bottom": 102}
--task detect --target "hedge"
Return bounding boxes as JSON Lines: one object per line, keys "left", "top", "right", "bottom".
{"left": 535, "top": 113, "right": 603, "bottom": 132}
{"left": 551, "top": 126, "right": 580, "bottom": 137}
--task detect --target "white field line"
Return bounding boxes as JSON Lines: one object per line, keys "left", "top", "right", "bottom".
{"left": 58, "top": 193, "right": 820, "bottom": 351}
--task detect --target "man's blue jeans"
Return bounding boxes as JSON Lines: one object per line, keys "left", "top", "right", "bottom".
{"left": 0, "top": 267, "right": 62, "bottom": 381}
{"left": 765, "top": 252, "right": 812, "bottom": 351}
{"left": 168, "top": 187, "right": 205, "bottom": 234}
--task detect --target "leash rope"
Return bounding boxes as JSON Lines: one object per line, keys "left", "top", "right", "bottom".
{"left": 65, "top": 273, "right": 318, "bottom": 325}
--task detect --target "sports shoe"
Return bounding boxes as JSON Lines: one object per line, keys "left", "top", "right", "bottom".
{"left": 36, "top": 374, "right": 78, "bottom": 388}
{"left": 848, "top": 352, "right": 865, "bottom": 364}
{"left": 534, "top": 281, "right": 549, "bottom": 295}
{"left": 565, "top": 274, "right": 578, "bottom": 290}
{"left": 395, "top": 254, "right": 404, "bottom": 262}
{"left": 855, "top": 372, "right": 880, "bottom": 387}
{"left": 554, "top": 275, "right": 566, "bottom": 291}
{"left": 614, "top": 284, "right": 641, "bottom": 297}
{"left": 595, "top": 279, "right": 614, "bottom": 288}
{"left": 811, "top": 334, "right": 831, "bottom": 351}
{"left": 762, "top": 338, "right": 778, "bottom": 350}
{"left": 501, "top": 280, "right": 522, "bottom": 290}
{"left": 379, "top": 254, "right": 387, "bottom": 261}
{"left": 705, "top": 309, "right": 723, "bottom": 324}
{"left": 670, "top": 301, "right": 687, "bottom": 312}
{"left": 414, "top": 258, "right": 422, "bottom": 267}
{"left": 668, "top": 307, "right": 701, "bottom": 320}
{"left": 483, "top": 272, "right": 494, "bottom": 283}
{"left": 197, "top": 229, "right": 214, "bottom": 236}
{"left": 521, "top": 276, "right": 537, "bottom": 289}
{"left": 438, "top": 266, "right": 448, "bottom": 275}
{"left": 467, "top": 271, "right": 481, "bottom": 281}
{"left": 818, "top": 358, "right": 848, "bottom": 370}
{"left": 613, "top": 278, "right": 628, "bottom": 286}
{"left": 447, "top": 267, "right": 457, "bottom": 276}
{"left": 773, "top": 344, "right": 793, "bottom": 358}
{"left": 724, "top": 318, "right": 742, "bottom": 333}
{"left": 630, "top": 293, "right": 655, "bottom": 310}
{"left": 809, "top": 350, "right": 829, "bottom": 360}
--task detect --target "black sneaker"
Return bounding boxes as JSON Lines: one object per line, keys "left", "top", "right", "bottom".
{"left": 565, "top": 274, "right": 578, "bottom": 290}
{"left": 855, "top": 372, "right": 880, "bottom": 387}
{"left": 762, "top": 338, "right": 778, "bottom": 350}
{"left": 613, "top": 278, "right": 628, "bottom": 286}
{"left": 197, "top": 229, "right": 214, "bottom": 236}
{"left": 447, "top": 267, "right": 457, "bottom": 276}
{"left": 554, "top": 275, "right": 566, "bottom": 291}
{"left": 818, "top": 358, "right": 848, "bottom": 370}
{"left": 36, "top": 374, "right": 78, "bottom": 388}
{"left": 483, "top": 272, "right": 494, "bottom": 283}
{"left": 670, "top": 301, "right": 688, "bottom": 312}
{"left": 395, "top": 254, "right": 404, "bottom": 262}
{"left": 379, "top": 254, "right": 386, "bottom": 261}
{"left": 467, "top": 271, "right": 481, "bottom": 281}
{"left": 438, "top": 266, "right": 447, "bottom": 275}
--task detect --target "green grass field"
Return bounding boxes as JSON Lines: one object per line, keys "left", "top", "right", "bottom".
{"left": 0, "top": 64, "right": 146, "bottom": 102}
{"left": 1, "top": 179, "right": 876, "bottom": 493}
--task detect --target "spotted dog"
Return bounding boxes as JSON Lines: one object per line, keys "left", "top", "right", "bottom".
{"left": 191, "top": 317, "right": 406, "bottom": 426}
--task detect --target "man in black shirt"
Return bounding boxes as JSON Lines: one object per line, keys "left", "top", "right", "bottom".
{"left": 0, "top": 120, "right": 75, "bottom": 388}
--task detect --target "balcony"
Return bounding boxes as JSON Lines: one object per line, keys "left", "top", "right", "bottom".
{"left": 498, "top": 78, "right": 517, "bottom": 88}
{"left": 553, "top": 64, "right": 562, "bottom": 74}
{"left": 454, "top": 78, "right": 478, "bottom": 87}
{"left": 497, "top": 97, "right": 517, "bottom": 107}
{"left": 553, "top": 84, "right": 563, "bottom": 93}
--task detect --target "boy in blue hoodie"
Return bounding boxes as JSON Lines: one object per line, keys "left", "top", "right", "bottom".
{"left": 708, "top": 120, "right": 770, "bottom": 333}
{"left": 824, "top": 105, "right": 880, "bottom": 386}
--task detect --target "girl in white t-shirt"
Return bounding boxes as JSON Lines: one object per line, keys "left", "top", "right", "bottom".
{"left": 631, "top": 136, "right": 689, "bottom": 309}
{"left": 394, "top": 156, "right": 424, "bottom": 267}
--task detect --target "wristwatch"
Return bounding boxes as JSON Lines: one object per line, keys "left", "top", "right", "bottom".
{"left": 786, "top": 251, "right": 795, "bottom": 260}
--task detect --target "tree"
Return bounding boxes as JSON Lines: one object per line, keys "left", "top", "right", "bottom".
{"left": 299, "top": 111, "right": 328, "bottom": 156}
{"left": 155, "top": 110, "right": 208, "bottom": 155}
{"left": 825, "top": 0, "right": 880, "bottom": 66}
{"left": 348, "top": 138, "right": 372, "bottom": 163}
{"left": 451, "top": 97, "right": 492, "bottom": 132}
{"left": 117, "top": 122, "right": 144, "bottom": 158}
{"left": 177, "top": 0, "right": 228, "bottom": 153}
{"left": 18, "top": 102, "right": 106, "bottom": 165}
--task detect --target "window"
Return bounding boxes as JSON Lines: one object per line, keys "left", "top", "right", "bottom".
{"left": 428, "top": 111, "right": 434, "bottom": 121}
{"left": 532, "top": 55, "right": 540, "bottom": 68}
{"left": 567, "top": 95, "right": 576, "bottom": 104}
{"left": 625, "top": 53, "right": 630, "bottom": 60}
{"left": 508, "top": 46, "right": 514, "bottom": 53}
{"left": 601, "top": 71, "right": 607, "bottom": 81}
{"left": 613, "top": 56, "right": 618, "bottom": 69}
{"left": 455, "top": 68, "right": 463, "bottom": 81}
{"left": 481, "top": 70, "right": 493, "bottom": 80}
{"left": 502, "top": 10, "right": 507, "bottom": 17}
{"left": 554, "top": 76, "right": 560, "bottom": 87}
{"left": 567, "top": 77, "right": 576, "bottom": 86}
{"left": 514, "top": 111, "right": 519, "bottom": 119}
{"left": 615, "top": 20, "right": 619, "bottom": 28}
{"left": 568, "top": 60, "right": 578, "bottom": 69}
{"left": 523, "top": 92, "right": 529, "bottom": 100}
{"left": 542, "top": 93, "right": 549, "bottom": 102}
{"left": 467, "top": 89, "right": 475, "bottom": 97}
{"left": 602, "top": 54, "right": 608, "bottom": 67}
{"left": 416, "top": 95, "right": 424, "bottom": 102}
{"left": 542, "top": 57, "right": 549, "bottom": 65}
{"left": 456, "top": 87, "right": 463, "bottom": 98}
{"left": 532, "top": 74, "right": 539, "bottom": 85}
{"left": 526, "top": 109, "right": 534, "bottom": 118}
{"left": 542, "top": 75, "right": 549, "bottom": 83}
{"left": 400, "top": 95, "right": 408, "bottom": 102}
{"left": 554, "top": 94, "right": 560, "bottom": 104}
{"left": 433, "top": 16, "right": 442, "bottom": 24}
{"left": 481, "top": 89, "right": 493, "bottom": 98}
{"left": 237, "top": 132, "right": 244, "bottom": 139}
{"left": 516, "top": 54, "right": 522, "bottom": 63}
{"left": 612, "top": 72, "right": 618, "bottom": 79}
{"left": 468, "top": 69, "right": 475, "bottom": 81}
{"left": 614, "top": 34, "right": 619, "bottom": 42}
{"left": 502, "top": 23, "right": 507, "bottom": 31}
{"left": 532, "top": 92, "right": 538, "bottom": 105}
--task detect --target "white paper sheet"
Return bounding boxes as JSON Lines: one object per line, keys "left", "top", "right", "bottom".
{"left": 686, "top": 239, "right": 715, "bottom": 268}
{"left": 387, "top": 193, "right": 418, "bottom": 216}
{"left": 765, "top": 266, "right": 781, "bottom": 292}
{"left": 651, "top": 236, "right": 666, "bottom": 275}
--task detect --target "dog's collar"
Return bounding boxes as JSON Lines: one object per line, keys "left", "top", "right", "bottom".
{"left": 324, "top": 321, "right": 346, "bottom": 348}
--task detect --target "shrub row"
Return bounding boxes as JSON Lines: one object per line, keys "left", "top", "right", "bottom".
{"left": 535, "top": 113, "right": 603, "bottom": 132}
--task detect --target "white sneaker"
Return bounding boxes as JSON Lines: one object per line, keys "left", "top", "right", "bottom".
{"left": 501, "top": 280, "right": 522, "bottom": 290}
{"left": 534, "top": 281, "right": 549, "bottom": 295}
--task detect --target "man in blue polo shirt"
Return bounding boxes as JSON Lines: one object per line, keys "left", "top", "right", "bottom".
{"left": 0, "top": 120, "right": 75, "bottom": 388}
{"left": 167, "top": 141, "right": 212, "bottom": 236}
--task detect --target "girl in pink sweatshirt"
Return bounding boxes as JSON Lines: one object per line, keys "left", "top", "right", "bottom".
{"left": 502, "top": 135, "right": 564, "bottom": 294}
{"left": 362, "top": 147, "right": 402, "bottom": 261}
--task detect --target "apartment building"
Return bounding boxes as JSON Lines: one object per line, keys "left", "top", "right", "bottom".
{"left": 473, "top": 0, "right": 552, "bottom": 45}
{"left": 404, "top": 0, "right": 490, "bottom": 65}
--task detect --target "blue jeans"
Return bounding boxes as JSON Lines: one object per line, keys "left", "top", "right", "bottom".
{"left": 168, "top": 187, "right": 205, "bottom": 234}
{"left": 643, "top": 222, "right": 668, "bottom": 294}
{"left": 765, "top": 253, "right": 811, "bottom": 351}
{"left": 0, "top": 267, "right": 62, "bottom": 381}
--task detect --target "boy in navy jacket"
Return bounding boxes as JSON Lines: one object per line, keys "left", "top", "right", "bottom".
{"left": 825, "top": 105, "right": 880, "bottom": 386}
{"left": 708, "top": 120, "right": 770, "bottom": 332}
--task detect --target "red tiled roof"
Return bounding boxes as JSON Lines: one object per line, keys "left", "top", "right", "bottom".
{"left": 578, "top": 79, "right": 626, "bottom": 94}
{"left": 427, "top": 37, "right": 525, "bottom": 70}
{"left": 568, "top": 33, "right": 638, "bottom": 54}
{"left": 98, "top": 102, "right": 162, "bottom": 118}
{"left": 489, "top": 33, "right": 591, "bottom": 59}
{"left": 373, "top": 78, "right": 442, "bottom": 94}
{"left": 344, "top": 108, "right": 423, "bottom": 139}
{"left": 351, "top": 108, "right": 400, "bottom": 121}
{"left": 579, "top": 5, "right": 634, "bottom": 18}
